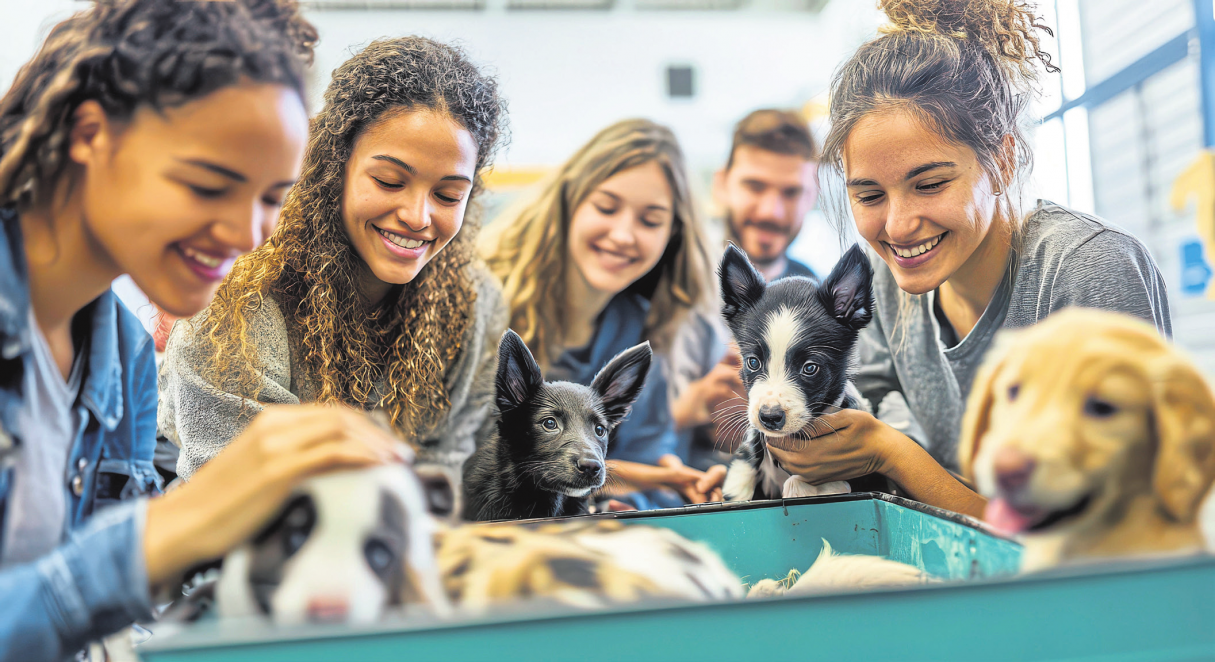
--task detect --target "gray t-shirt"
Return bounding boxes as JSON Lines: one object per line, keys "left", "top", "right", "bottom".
{"left": 856, "top": 201, "right": 1172, "bottom": 472}
{"left": 2, "top": 309, "right": 84, "bottom": 566}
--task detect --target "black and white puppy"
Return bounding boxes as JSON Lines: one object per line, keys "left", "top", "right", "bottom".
{"left": 719, "top": 244, "right": 883, "bottom": 501}
{"left": 213, "top": 464, "right": 454, "bottom": 626}
{"left": 462, "top": 330, "right": 652, "bottom": 521}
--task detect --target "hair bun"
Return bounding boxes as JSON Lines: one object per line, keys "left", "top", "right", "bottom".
{"left": 879, "top": 0, "right": 1058, "bottom": 81}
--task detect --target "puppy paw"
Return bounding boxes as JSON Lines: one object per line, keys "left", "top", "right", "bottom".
{"left": 746, "top": 578, "right": 787, "bottom": 599}
{"left": 782, "top": 476, "right": 852, "bottom": 498}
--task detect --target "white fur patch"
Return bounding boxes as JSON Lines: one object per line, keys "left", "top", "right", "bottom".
{"left": 789, "top": 540, "right": 929, "bottom": 594}
{"left": 781, "top": 475, "right": 851, "bottom": 499}
{"left": 723, "top": 459, "right": 758, "bottom": 502}
{"left": 749, "top": 307, "right": 809, "bottom": 435}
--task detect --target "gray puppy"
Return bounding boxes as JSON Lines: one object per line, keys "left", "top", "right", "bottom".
{"left": 462, "top": 330, "right": 651, "bottom": 521}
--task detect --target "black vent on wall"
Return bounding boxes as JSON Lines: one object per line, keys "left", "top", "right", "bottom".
{"left": 666, "top": 65, "right": 695, "bottom": 99}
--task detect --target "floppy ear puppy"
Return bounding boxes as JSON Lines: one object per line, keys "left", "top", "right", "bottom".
{"left": 960, "top": 309, "right": 1215, "bottom": 572}
{"left": 215, "top": 464, "right": 452, "bottom": 625}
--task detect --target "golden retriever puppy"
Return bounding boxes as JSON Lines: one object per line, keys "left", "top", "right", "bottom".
{"left": 959, "top": 309, "right": 1215, "bottom": 572}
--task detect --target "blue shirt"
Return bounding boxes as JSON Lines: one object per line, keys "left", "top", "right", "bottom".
{"left": 0, "top": 209, "right": 160, "bottom": 660}
{"left": 547, "top": 293, "right": 677, "bottom": 465}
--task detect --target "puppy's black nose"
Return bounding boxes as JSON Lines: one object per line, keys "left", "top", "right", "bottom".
{"left": 994, "top": 447, "right": 1036, "bottom": 494}
{"left": 576, "top": 457, "right": 603, "bottom": 477}
{"left": 758, "top": 406, "right": 785, "bottom": 432}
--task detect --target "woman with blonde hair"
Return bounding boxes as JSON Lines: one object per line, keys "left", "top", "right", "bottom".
{"left": 160, "top": 36, "right": 509, "bottom": 481}
{"left": 764, "top": 0, "right": 1170, "bottom": 519}
{"left": 481, "top": 118, "right": 724, "bottom": 508}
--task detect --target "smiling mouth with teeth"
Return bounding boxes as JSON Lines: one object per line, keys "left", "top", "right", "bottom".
{"left": 377, "top": 227, "right": 428, "bottom": 250}
{"left": 889, "top": 233, "right": 945, "bottom": 259}
{"left": 181, "top": 246, "right": 224, "bottom": 268}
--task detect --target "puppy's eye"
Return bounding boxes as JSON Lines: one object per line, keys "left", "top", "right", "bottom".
{"left": 746, "top": 356, "right": 761, "bottom": 371}
{"left": 364, "top": 539, "right": 396, "bottom": 578}
{"left": 1083, "top": 396, "right": 1118, "bottom": 418}
{"left": 1008, "top": 384, "right": 1020, "bottom": 400}
{"left": 801, "top": 362, "right": 819, "bottom": 377}
{"left": 594, "top": 424, "right": 606, "bottom": 437}
{"left": 541, "top": 417, "right": 559, "bottom": 431}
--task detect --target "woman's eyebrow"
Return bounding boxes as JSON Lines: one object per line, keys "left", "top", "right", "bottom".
{"left": 178, "top": 158, "right": 247, "bottom": 183}
{"left": 372, "top": 154, "right": 417, "bottom": 175}
{"left": 904, "top": 161, "right": 956, "bottom": 180}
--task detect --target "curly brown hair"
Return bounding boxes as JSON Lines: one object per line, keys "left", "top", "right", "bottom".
{"left": 0, "top": 0, "right": 316, "bottom": 212}
{"left": 197, "top": 37, "right": 507, "bottom": 440}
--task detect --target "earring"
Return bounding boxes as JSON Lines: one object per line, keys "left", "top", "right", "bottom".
{"left": 993, "top": 186, "right": 1003, "bottom": 197}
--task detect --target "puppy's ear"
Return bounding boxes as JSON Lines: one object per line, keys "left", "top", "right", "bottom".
{"left": 592, "top": 342, "right": 653, "bottom": 427}
{"left": 413, "top": 464, "right": 461, "bottom": 524}
{"left": 1150, "top": 355, "right": 1215, "bottom": 523}
{"left": 816, "top": 244, "right": 874, "bottom": 330}
{"left": 719, "top": 244, "right": 766, "bottom": 326}
{"left": 958, "top": 331, "right": 1018, "bottom": 483}
{"left": 496, "top": 330, "right": 543, "bottom": 414}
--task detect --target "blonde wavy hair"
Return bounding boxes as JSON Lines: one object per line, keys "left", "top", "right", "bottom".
{"left": 480, "top": 119, "right": 712, "bottom": 369}
{"left": 195, "top": 37, "right": 506, "bottom": 439}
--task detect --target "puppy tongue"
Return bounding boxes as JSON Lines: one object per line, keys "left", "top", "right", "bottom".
{"left": 984, "top": 498, "right": 1041, "bottom": 535}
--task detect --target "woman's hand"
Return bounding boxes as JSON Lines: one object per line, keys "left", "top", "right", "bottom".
{"left": 766, "top": 409, "right": 987, "bottom": 518}
{"left": 657, "top": 455, "right": 725, "bottom": 503}
{"left": 143, "top": 404, "right": 409, "bottom": 587}
{"left": 764, "top": 409, "right": 892, "bottom": 485}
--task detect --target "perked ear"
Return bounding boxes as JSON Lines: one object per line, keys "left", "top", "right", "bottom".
{"left": 591, "top": 341, "right": 653, "bottom": 428}
{"left": 816, "top": 244, "right": 874, "bottom": 330}
{"left": 719, "top": 244, "right": 766, "bottom": 325}
{"left": 958, "top": 331, "right": 1017, "bottom": 483}
{"left": 1150, "top": 356, "right": 1215, "bottom": 523}
{"left": 495, "top": 330, "right": 544, "bottom": 414}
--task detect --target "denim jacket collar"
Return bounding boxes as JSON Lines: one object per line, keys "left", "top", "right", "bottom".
{"left": 0, "top": 209, "right": 123, "bottom": 430}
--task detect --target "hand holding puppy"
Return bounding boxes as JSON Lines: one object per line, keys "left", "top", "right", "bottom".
{"left": 144, "top": 405, "right": 408, "bottom": 587}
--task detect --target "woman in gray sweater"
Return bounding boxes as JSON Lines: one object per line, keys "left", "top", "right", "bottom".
{"left": 764, "top": 0, "right": 1171, "bottom": 518}
{"left": 160, "top": 37, "right": 508, "bottom": 483}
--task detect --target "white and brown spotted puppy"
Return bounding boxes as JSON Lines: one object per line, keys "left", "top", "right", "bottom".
{"left": 960, "top": 309, "right": 1215, "bottom": 572}
{"left": 215, "top": 465, "right": 453, "bottom": 626}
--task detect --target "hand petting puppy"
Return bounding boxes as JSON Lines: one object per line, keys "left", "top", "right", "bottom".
{"left": 144, "top": 405, "right": 408, "bottom": 588}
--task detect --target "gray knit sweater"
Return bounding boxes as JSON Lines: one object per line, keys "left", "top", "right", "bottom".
{"left": 158, "top": 265, "right": 508, "bottom": 482}
{"left": 857, "top": 201, "right": 1172, "bottom": 472}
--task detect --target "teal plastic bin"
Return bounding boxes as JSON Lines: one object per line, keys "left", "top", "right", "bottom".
{"left": 138, "top": 494, "right": 1215, "bottom": 662}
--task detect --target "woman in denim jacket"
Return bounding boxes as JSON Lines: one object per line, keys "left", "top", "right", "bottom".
{"left": 0, "top": 2, "right": 403, "bottom": 659}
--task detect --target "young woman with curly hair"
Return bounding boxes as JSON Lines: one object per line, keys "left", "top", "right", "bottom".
{"left": 0, "top": 1, "right": 407, "bottom": 658}
{"left": 160, "top": 37, "right": 509, "bottom": 483}
{"left": 480, "top": 119, "right": 723, "bottom": 510}
{"left": 763, "top": 0, "right": 1171, "bottom": 519}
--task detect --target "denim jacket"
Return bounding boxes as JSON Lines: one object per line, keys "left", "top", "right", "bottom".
{"left": 0, "top": 210, "right": 160, "bottom": 660}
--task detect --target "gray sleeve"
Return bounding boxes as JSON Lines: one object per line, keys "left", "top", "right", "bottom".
{"left": 854, "top": 311, "right": 929, "bottom": 446}
{"left": 667, "top": 309, "right": 729, "bottom": 400}
{"left": 417, "top": 267, "right": 508, "bottom": 474}
{"left": 157, "top": 301, "right": 298, "bottom": 480}
{"left": 1049, "top": 230, "right": 1173, "bottom": 338}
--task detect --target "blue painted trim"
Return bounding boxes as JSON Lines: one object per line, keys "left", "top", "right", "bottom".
{"left": 1044, "top": 31, "right": 1192, "bottom": 122}
{"left": 1195, "top": 0, "right": 1215, "bottom": 146}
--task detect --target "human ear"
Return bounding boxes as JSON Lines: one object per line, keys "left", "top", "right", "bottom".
{"left": 68, "top": 100, "right": 114, "bottom": 167}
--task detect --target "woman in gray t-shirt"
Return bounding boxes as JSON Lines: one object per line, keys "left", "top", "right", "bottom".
{"left": 764, "top": 1, "right": 1172, "bottom": 519}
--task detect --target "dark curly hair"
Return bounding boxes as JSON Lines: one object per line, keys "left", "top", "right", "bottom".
{"left": 822, "top": 0, "right": 1058, "bottom": 235}
{"left": 0, "top": 0, "right": 317, "bottom": 211}
{"left": 197, "top": 37, "right": 508, "bottom": 442}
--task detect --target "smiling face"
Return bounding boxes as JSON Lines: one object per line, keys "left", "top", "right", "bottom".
{"left": 70, "top": 84, "right": 308, "bottom": 317}
{"left": 842, "top": 110, "right": 1004, "bottom": 295}
{"left": 716, "top": 145, "right": 818, "bottom": 267}
{"left": 340, "top": 108, "right": 479, "bottom": 300}
{"left": 567, "top": 160, "right": 675, "bottom": 297}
